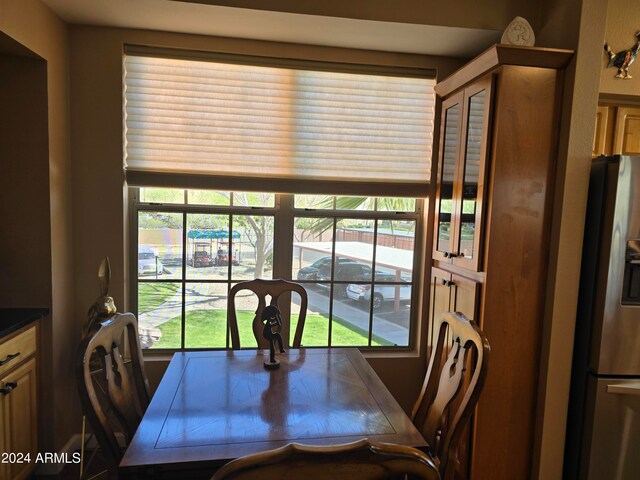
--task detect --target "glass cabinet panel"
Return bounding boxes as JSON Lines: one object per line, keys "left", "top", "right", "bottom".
{"left": 457, "top": 89, "right": 486, "bottom": 261}
{"left": 434, "top": 77, "right": 491, "bottom": 272}
{"left": 436, "top": 101, "right": 461, "bottom": 256}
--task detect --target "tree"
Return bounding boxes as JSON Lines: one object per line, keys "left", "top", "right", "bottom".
{"left": 231, "top": 193, "right": 274, "bottom": 278}
{"left": 305, "top": 196, "right": 415, "bottom": 236}
{"left": 238, "top": 214, "right": 273, "bottom": 277}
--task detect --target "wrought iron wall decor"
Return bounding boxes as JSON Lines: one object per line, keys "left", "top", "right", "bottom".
{"left": 604, "top": 31, "right": 640, "bottom": 79}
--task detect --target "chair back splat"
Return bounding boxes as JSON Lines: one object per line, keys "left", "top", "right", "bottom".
{"left": 76, "top": 312, "right": 151, "bottom": 475}
{"left": 228, "top": 279, "right": 308, "bottom": 349}
{"left": 411, "top": 312, "right": 490, "bottom": 480}
{"left": 212, "top": 438, "right": 440, "bottom": 480}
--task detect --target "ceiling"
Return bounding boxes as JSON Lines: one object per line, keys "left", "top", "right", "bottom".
{"left": 41, "top": 0, "right": 501, "bottom": 58}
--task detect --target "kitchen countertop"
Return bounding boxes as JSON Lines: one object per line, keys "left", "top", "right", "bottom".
{"left": 0, "top": 308, "right": 49, "bottom": 339}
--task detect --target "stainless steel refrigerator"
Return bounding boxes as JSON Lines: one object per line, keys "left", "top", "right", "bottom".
{"left": 565, "top": 155, "right": 640, "bottom": 479}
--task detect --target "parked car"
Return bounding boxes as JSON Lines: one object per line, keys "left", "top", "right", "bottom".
{"left": 296, "top": 256, "right": 358, "bottom": 281}
{"left": 138, "top": 247, "right": 163, "bottom": 276}
{"left": 191, "top": 249, "right": 213, "bottom": 267}
{"left": 317, "top": 262, "right": 373, "bottom": 298}
{"left": 346, "top": 273, "right": 412, "bottom": 309}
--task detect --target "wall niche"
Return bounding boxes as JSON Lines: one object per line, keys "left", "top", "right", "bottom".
{"left": 0, "top": 32, "right": 51, "bottom": 307}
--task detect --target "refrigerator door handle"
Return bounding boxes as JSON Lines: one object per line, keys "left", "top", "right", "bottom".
{"left": 606, "top": 382, "right": 640, "bottom": 395}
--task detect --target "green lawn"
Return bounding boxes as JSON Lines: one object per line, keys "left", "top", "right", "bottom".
{"left": 152, "top": 309, "right": 388, "bottom": 348}
{"left": 139, "top": 282, "right": 180, "bottom": 312}
{"left": 139, "top": 283, "right": 392, "bottom": 348}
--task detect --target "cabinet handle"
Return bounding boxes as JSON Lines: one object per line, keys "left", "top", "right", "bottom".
{"left": 0, "top": 382, "right": 18, "bottom": 395}
{"left": 606, "top": 383, "right": 640, "bottom": 396}
{"left": 443, "top": 252, "right": 459, "bottom": 259}
{"left": 441, "top": 279, "right": 455, "bottom": 287}
{"left": 0, "top": 352, "right": 19, "bottom": 366}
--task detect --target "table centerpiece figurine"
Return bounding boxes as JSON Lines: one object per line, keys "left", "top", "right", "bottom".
{"left": 262, "top": 305, "right": 285, "bottom": 370}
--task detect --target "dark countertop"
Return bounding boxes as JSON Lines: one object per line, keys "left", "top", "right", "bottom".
{"left": 0, "top": 308, "right": 49, "bottom": 339}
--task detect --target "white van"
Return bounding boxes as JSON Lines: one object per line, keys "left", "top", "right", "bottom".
{"left": 138, "top": 246, "right": 163, "bottom": 276}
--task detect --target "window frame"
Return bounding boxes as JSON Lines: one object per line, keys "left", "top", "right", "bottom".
{"left": 124, "top": 48, "right": 434, "bottom": 354}
{"left": 128, "top": 187, "right": 426, "bottom": 352}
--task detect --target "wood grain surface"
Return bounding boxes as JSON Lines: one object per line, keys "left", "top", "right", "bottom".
{"left": 120, "top": 348, "right": 426, "bottom": 478}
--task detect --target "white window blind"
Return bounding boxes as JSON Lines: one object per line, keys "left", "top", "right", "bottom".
{"left": 124, "top": 52, "right": 435, "bottom": 188}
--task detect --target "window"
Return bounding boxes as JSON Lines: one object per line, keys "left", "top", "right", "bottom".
{"left": 292, "top": 197, "right": 419, "bottom": 347}
{"left": 124, "top": 48, "right": 434, "bottom": 350}
{"left": 133, "top": 189, "right": 422, "bottom": 350}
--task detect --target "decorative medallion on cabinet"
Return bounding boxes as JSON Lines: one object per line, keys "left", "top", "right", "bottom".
{"left": 431, "top": 45, "right": 573, "bottom": 480}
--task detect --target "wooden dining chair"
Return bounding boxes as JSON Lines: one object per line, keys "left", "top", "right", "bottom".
{"left": 76, "top": 312, "right": 151, "bottom": 478}
{"left": 411, "top": 311, "right": 490, "bottom": 480}
{"left": 227, "top": 278, "right": 308, "bottom": 349}
{"left": 211, "top": 438, "right": 440, "bottom": 480}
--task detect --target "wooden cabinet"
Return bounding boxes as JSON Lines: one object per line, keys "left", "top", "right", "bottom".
{"left": 593, "top": 104, "right": 640, "bottom": 156}
{"left": 613, "top": 106, "right": 640, "bottom": 154}
{"left": 428, "top": 267, "right": 479, "bottom": 329}
{"left": 0, "top": 325, "right": 38, "bottom": 480}
{"left": 593, "top": 105, "right": 613, "bottom": 156}
{"left": 431, "top": 45, "right": 573, "bottom": 480}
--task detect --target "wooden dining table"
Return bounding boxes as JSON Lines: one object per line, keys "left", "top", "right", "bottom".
{"left": 119, "top": 348, "right": 427, "bottom": 479}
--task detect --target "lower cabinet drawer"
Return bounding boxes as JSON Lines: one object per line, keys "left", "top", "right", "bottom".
{"left": 0, "top": 326, "right": 37, "bottom": 378}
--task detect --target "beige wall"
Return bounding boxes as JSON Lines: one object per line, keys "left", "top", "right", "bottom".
{"left": 535, "top": 0, "right": 609, "bottom": 479}
{"left": 600, "top": 0, "right": 640, "bottom": 97}
{"left": 0, "top": 0, "right": 75, "bottom": 455}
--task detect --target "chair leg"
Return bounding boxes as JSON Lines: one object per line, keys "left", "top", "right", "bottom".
{"left": 79, "top": 416, "right": 110, "bottom": 480}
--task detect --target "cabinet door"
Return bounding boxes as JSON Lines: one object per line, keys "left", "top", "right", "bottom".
{"left": 593, "top": 105, "right": 612, "bottom": 157}
{"left": 427, "top": 267, "right": 454, "bottom": 349}
{"left": 1, "top": 358, "right": 37, "bottom": 480}
{"left": 433, "top": 93, "right": 463, "bottom": 263}
{"left": 613, "top": 106, "right": 640, "bottom": 154}
{"left": 427, "top": 267, "right": 480, "bottom": 344}
{"left": 452, "top": 77, "right": 492, "bottom": 271}
{"left": 450, "top": 273, "right": 481, "bottom": 324}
